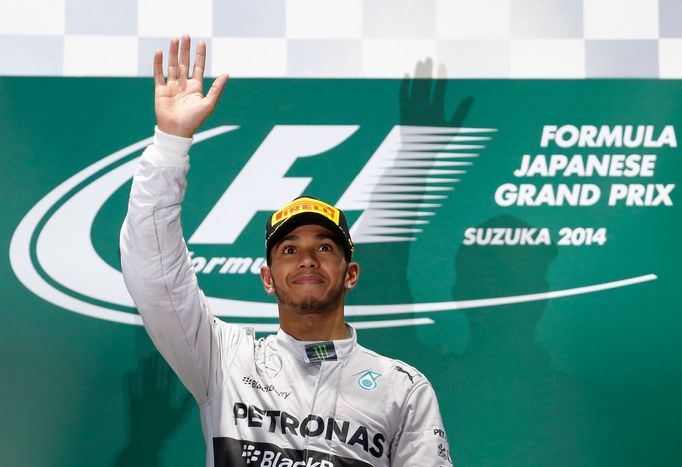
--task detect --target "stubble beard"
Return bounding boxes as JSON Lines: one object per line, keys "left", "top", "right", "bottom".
{"left": 274, "top": 276, "right": 346, "bottom": 315}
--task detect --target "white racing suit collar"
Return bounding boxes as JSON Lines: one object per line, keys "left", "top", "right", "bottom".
{"left": 275, "top": 324, "right": 357, "bottom": 363}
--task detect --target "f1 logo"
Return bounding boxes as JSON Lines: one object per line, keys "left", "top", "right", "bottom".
{"left": 189, "top": 124, "right": 488, "bottom": 245}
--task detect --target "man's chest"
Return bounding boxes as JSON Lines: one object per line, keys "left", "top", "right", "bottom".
{"left": 207, "top": 348, "right": 396, "bottom": 466}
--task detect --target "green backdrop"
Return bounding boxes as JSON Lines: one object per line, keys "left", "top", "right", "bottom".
{"left": 1, "top": 77, "right": 680, "bottom": 466}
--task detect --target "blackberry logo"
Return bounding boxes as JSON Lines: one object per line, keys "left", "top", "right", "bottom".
{"left": 242, "top": 444, "right": 261, "bottom": 464}
{"left": 242, "top": 375, "right": 292, "bottom": 399}
{"left": 214, "top": 437, "right": 374, "bottom": 466}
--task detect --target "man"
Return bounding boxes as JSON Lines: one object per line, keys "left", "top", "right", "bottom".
{"left": 120, "top": 35, "right": 452, "bottom": 467}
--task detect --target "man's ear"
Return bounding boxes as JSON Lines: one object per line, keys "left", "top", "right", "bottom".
{"left": 260, "top": 265, "right": 275, "bottom": 295}
{"left": 344, "top": 262, "right": 360, "bottom": 290}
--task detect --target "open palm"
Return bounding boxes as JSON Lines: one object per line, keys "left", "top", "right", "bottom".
{"left": 154, "top": 35, "right": 228, "bottom": 138}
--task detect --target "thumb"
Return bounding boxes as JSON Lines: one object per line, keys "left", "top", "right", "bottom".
{"left": 205, "top": 73, "right": 229, "bottom": 109}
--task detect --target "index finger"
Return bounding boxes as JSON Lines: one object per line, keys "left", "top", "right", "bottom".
{"left": 153, "top": 49, "right": 165, "bottom": 87}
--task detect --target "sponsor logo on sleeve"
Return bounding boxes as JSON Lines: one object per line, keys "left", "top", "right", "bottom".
{"left": 437, "top": 442, "right": 452, "bottom": 464}
{"left": 433, "top": 428, "right": 452, "bottom": 464}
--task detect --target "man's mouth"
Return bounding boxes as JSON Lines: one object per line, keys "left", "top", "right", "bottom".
{"left": 292, "top": 274, "right": 325, "bottom": 284}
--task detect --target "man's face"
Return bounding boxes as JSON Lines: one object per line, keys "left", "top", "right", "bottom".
{"left": 261, "top": 224, "right": 358, "bottom": 314}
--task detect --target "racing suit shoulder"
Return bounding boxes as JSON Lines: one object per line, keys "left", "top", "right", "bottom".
{"left": 354, "top": 345, "right": 428, "bottom": 391}
{"left": 120, "top": 129, "right": 244, "bottom": 406}
{"left": 353, "top": 346, "right": 452, "bottom": 466}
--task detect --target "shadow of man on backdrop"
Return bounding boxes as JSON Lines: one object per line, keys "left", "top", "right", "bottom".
{"left": 364, "top": 63, "right": 597, "bottom": 462}
{"left": 112, "top": 330, "right": 193, "bottom": 467}
{"left": 353, "top": 58, "right": 473, "bottom": 366}
{"left": 445, "top": 215, "right": 596, "bottom": 466}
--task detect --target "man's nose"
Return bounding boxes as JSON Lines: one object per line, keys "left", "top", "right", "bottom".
{"left": 298, "top": 248, "right": 319, "bottom": 268}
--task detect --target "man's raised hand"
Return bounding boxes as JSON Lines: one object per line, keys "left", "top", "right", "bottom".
{"left": 154, "top": 35, "right": 229, "bottom": 138}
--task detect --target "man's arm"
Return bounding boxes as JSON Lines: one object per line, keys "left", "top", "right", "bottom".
{"left": 120, "top": 36, "right": 231, "bottom": 404}
{"left": 391, "top": 382, "right": 453, "bottom": 466}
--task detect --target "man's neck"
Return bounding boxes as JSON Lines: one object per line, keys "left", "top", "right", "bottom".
{"left": 278, "top": 307, "right": 347, "bottom": 341}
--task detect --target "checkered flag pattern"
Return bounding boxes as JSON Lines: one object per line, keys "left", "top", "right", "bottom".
{"left": 1, "top": 0, "right": 680, "bottom": 77}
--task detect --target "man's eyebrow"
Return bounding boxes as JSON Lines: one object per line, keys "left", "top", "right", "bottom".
{"left": 279, "top": 234, "right": 298, "bottom": 243}
{"left": 279, "top": 233, "right": 336, "bottom": 243}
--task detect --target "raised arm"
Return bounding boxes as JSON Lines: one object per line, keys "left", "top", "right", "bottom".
{"left": 120, "top": 36, "right": 235, "bottom": 404}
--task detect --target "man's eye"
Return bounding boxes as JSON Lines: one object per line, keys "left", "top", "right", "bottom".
{"left": 282, "top": 246, "right": 296, "bottom": 254}
{"left": 319, "top": 244, "right": 332, "bottom": 252}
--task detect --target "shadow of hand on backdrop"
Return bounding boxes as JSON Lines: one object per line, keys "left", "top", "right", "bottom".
{"left": 356, "top": 58, "right": 473, "bottom": 365}
{"left": 112, "top": 352, "right": 193, "bottom": 467}
{"left": 400, "top": 58, "right": 473, "bottom": 127}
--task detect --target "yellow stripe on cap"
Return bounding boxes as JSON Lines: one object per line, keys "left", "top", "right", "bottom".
{"left": 271, "top": 197, "right": 340, "bottom": 226}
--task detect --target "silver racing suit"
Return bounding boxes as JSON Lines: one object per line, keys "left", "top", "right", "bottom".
{"left": 120, "top": 128, "right": 453, "bottom": 467}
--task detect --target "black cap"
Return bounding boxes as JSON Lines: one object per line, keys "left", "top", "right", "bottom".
{"left": 265, "top": 196, "right": 354, "bottom": 263}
